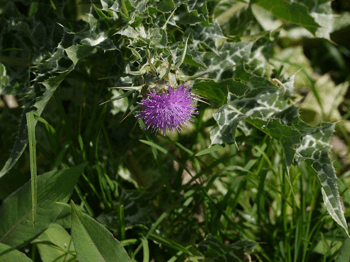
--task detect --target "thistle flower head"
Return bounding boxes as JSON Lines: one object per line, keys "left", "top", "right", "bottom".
{"left": 136, "top": 84, "right": 198, "bottom": 134}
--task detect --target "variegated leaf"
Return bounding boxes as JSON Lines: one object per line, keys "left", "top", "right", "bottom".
{"left": 209, "top": 66, "right": 348, "bottom": 235}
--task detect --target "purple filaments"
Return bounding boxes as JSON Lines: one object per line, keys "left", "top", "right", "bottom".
{"left": 136, "top": 85, "right": 198, "bottom": 134}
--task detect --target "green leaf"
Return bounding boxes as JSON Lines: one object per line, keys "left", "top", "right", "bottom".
{"left": 187, "top": 20, "right": 226, "bottom": 53}
{"left": 279, "top": 107, "right": 348, "bottom": 235}
{"left": 195, "top": 144, "right": 226, "bottom": 157}
{"left": 150, "top": 28, "right": 168, "bottom": 48}
{"left": 26, "top": 111, "right": 37, "bottom": 227}
{"left": 148, "top": 233, "right": 191, "bottom": 255}
{"left": 176, "top": 0, "right": 209, "bottom": 25}
{"left": 201, "top": 42, "right": 253, "bottom": 81}
{"left": 194, "top": 78, "right": 250, "bottom": 105}
{"left": 0, "top": 243, "right": 33, "bottom": 262}
{"left": 117, "top": 26, "right": 140, "bottom": 39}
{"left": 294, "top": 0, "right": 334, "bottom": 39}
{"left": 209, "top": 66, "right": 286, "bottom": 145}
{"left": 0, "top": 163, "right": 87, "bottom": 248}
{"left": 99, "top": 90, "right": 136, "bottom": 106}
{"left": 184, "top": 52, "right": 207, "bottom": 69}
{"left": 246, "top": 118, "right": 301, "bottom": 168}
{"left": 64, "top": 45, "right": 96, "bottom": 66}
{"left": 275, "top": 105, "right": 348, "bottom": 232}
{"left": 251, "top": 0, "right": 320, "bottom": 34}
{"left": 318, "top": 156, "right": 349, "bottom": 235}
{"left": 157, "top": 0, "right": 175, "bottom": 12}
{"left": 36, "top": 49, "right": 72, "bottom": 74}
{"left": 246, "top": 32, "right": 276, "bottom": 77}
{"left": 35, "top": 223, "right": 77, "bottom": 262}
{"left": 93, "top": 4, "right": 111, "bottom": 20}
{"left": 193, "top": 81, "right": 226, "bottom": 105}
{"left": 141, "top": 236, "right": 149, "bottom": 262}
{"left": 55, "top": 205, "right": 72, "bottom": 229}
{"left": 0, "top": 106, "right": 32, "bottom": 179}
{"left": 120, "top": 0, "right": 134, "bottom": 20}
{"left": 100, "top": 0, "right": 120, "bottom": 12}
{"left": 70, "top": 201, "right": 131, "bottom": 262}
{"left": 217, "top": 2, "right": 257, "bottom": 36}
{"left": 0, "top": 67, "right": 73, "bottom": 179}
{"left": 0, "top": 2, "right": 65, "bottom": 95}
{"left": 175, "top": 35, "right": 190, "bottom": 69}
{"left": 60, "top": 25, "right": 116, "bottom": 51}
{"left": 335, "top": 238, "right": 350, "bottom": 262}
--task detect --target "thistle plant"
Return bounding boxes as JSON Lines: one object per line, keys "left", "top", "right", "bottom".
{"left": 136, "top": 84, "right": 198, "bottom": 134}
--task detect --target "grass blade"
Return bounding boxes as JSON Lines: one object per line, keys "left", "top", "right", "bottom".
{"left": 26, "top": 111, "right": 37, "bottom": 227}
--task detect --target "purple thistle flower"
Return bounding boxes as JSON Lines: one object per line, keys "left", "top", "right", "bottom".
{"left": 136, "top": 84, "right": 198, "bottom": 134}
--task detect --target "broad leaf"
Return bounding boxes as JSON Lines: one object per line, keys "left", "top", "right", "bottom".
{"left": 209, "top": 66, "right": 287, "bottom": 145}
{"left": 276, "top": 106, "right": 348, "bottom": 235}
{"left": 0, "top": 163, "right": 87, "bottom": 248}
{"left": 0, "top": 243, "right": 33, "bottom": 262}
{"left": 216, "top": 2, "right": 257, "bottom": 36}
{"left": 71, "top": 201, "right": 131, "bottom": 262}
{"left": 157, "top": 0, "right": 175, "bottom": 12}
{"left": 34, "top": 223, "right": 77, "bottom": 262}
{"left": 194, "top": 78, "right": 250, "bottom": 105}
{"left": 175, "top": 0, "right": 209, "bottom": 25}
{"left": 188, "top": 20, "right": 226, "bottom": 52}
{"left": 336, "top": 238, "right": 350, "bottom": 262}
{"left": 64, "top": 45, "right": 96, "bottom": 66}
{"left": 201, "top": 42, "right": 253, "bottom": 82}
{"left": 251, "top": 0, "right": 320, "bottom": 34}
{"left": 295, "top": 0, "right": 334, "bottom": 39}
